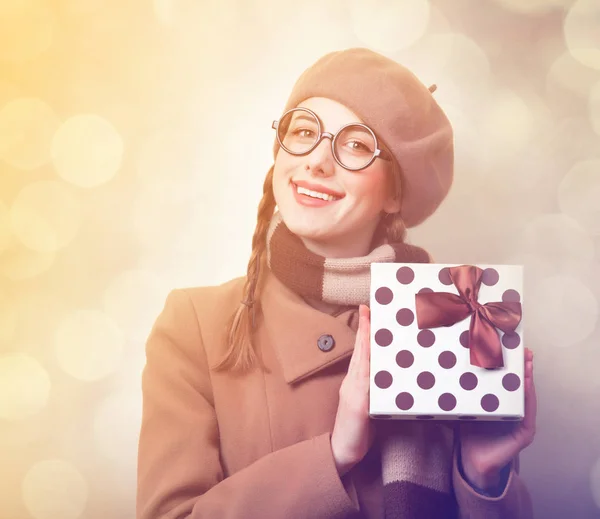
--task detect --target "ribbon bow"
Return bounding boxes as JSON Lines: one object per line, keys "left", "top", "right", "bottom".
{"left": 415, "top": 265, "right": 522, "bottom": 369}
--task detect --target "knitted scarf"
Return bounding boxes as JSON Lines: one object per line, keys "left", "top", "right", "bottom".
{"left": 266, "top": 212, "right": 460, "bottom": 519}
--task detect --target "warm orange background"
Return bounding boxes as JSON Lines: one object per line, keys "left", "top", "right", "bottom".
{"left": 1, "top": 1, "right": 599, "bottom": 518}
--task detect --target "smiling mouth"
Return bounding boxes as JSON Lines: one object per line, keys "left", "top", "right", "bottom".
{"left": 292, "top": 182, "right": 343, "bottom": 202}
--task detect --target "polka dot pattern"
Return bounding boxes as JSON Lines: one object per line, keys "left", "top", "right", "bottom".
{"left": 370, "top": 263, "right": 525, "bottom": 421}
{"left": 374, "top": 370, "right": 393, "bottom": 389}
{"left": 438, "top": 267, "right": 452, "bottom": 285}
{"left": 502, "top": 289, "right": 521, "bottom": 303}
{"left": 439, "top": 393, "right": 457, "bottom": 411}
{"left": 375, "top": 328, "right": 393, "bottom": 347}
{"left": 481, "top": 394, "right": 500, "bottom": 412}
{"left": 502, "top": 332, "right": 521, "bottom": 349}
{"left": 396, "top": 266, "right": 415, "bottom": 284}
{"left": 502, "top": 373, "right": 521, "bottom": 392}
{"left": 396, "top": 350, "right": 414, "bottom": 368}
{"left": 396, "top": 308, "right": 414, "bottom": 326}
{"left": 417, "top": 329, "right": 435, "bottom": 347}
{"left": 439, "top": 351, "right": 457, "bottom": 369}
{"left": 460, "top": 372, "right": 478, "bottom": 390}
{"left": 417, "top": 371, "right": 435, "bottom": 390}
{"left": 481, "top": 268, "right": 499, "bottom": 286}
{"left": 375, "top": 287, "right": 393, "bottom": 305}
{"left": 396, "top": 392, "right": 414, "bottom": 410}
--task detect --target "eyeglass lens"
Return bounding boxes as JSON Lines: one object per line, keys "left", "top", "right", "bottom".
{"left": 277, "top": 109, "right": 377, "bottom": 170}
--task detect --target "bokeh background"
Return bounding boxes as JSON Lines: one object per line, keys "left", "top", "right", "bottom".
{"left": 1, "top": 0, "right": 599, "bottom": 517}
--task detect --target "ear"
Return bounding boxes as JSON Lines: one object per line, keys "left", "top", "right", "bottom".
{"left": 382, "top": 195, "right": 401, "bottom": 215}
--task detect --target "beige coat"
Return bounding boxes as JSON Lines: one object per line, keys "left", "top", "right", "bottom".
{"left": 136, "top": 268, "right": 533, "bottom": 519}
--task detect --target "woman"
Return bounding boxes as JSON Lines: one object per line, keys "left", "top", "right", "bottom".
{"left": 136, "top": 48, "right": 536, "bottom": 519}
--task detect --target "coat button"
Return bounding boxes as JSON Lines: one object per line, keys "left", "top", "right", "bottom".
{"left": 317, "top": 334, "right": 335, "bottom": 352}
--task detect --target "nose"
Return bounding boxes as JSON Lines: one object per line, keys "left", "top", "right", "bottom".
{"left": 304, "top": 134, "right": 335, "bottom": 177}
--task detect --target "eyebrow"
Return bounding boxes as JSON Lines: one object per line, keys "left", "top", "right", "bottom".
{"left": 290, "top": 114, "right": 319, "bottom": 124}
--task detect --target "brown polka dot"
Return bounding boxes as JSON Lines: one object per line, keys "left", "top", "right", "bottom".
{"left": 375, "top": 287, "right": 393, "bottom": 305}
{"left": 459, "top": 372, "right": 478, "bottom": 390}
{"left": 417, "top": 329, "right": 435, "bottom": 348}
{"left": 482, "top": 268, "right": 499, "bottom": 286}
{"left": 502, "top": 289, "right": 521, "bottom": 303}
{"left": 459, "top": 330, "right": 470, "bottom": 348}
{"left": 375, "top": 328, "right": 393, "bottom": 347}
{"left": 396, "top": 350, "right": 414, "bottom": 368}
{"left": 396, "top": 267, "right": 415, "bottom": 284}
{"left": 417, "top": 371, "right": 435, "bottom": 390}
{"left": 438, "top": 267, "right": 452, "bottom": 285}
{"left": 502, "top": 373, "right": 521, "bottom": 392}
{"left": 438, "top": 351, "right": 457, "bottom": 369}
{"left": 502, "top": 332, "right": 520, "bottom": 349}
{"left": 416, "top": 415, "right": 435, "bottom": 420}
{"left": 458, "top": 416, "right": 477, "bottom": 420}
{"left": 438, "top": 393, "right": 457, "bottom": 411}
{"left": 481, "top": 394, "right": 500, "bottom": 412}
{"left": 396, "top": 392, "right": 414, "bottom": 410}
{"left": 374, "top": 370, "right": 393, "bottom": 389}
{"left": 396, "top": 308, "right": 415, "bottom": 326}
{"left": 418, "top": 287, "right": 433, "bottom": 294}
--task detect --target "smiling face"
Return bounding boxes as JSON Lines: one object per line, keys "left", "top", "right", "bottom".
{"left": 272, "top": 97, "right": 401, "bottom": 258}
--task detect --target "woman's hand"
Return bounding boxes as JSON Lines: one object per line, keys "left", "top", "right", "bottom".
{"left": 331, "top": 304, "right": 376, "bottom": 476}
{"left": 459, "top": 348, "right": 537, "bottom": 490}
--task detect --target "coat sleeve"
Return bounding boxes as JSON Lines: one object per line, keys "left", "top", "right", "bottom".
{"left": 453, "top": 449, "right": 534, "bottom": 519}
{"left": 136, "top": 289, "right": 360, "bottom": 519}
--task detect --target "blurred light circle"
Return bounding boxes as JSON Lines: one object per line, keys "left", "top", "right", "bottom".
{"left": 103, "top": 269, "right": 169, "bottom": 343}
{"left": 481, "top": 89, "right": 535, "bottom": 160}
{"left": 22, "top": 459, "right": 88, "bottom": 519}
{"left": 93, "top": 389, "right": 142, "bottom": 464}
{"left": 546, "top": 51, "right": 600, "bottom": 101}
{"left": 0, "top": 200, "right": 11, "bottom": 253}
{"left": 0, "top": 98, "right": 61, "bottom": 171}
{"left": 0, "top": 242, "right": 56, "bottom": 280}
{"left": 520, "top": 213, "right": 595, "bottom": 273}
{"left": 350, "top": 0, "right": 431, "bottom": 52}
{"left": 0, "top": 79, "right": 20, "bottom": 109}
{"left": 558, "top": 159, "right": 600, "bottom": 235}
{"left": 9, "top": 181, "right": 82, "bottom": 253}
{"left": 590, "top": 80, "right": 600, "bottom": 136}
{"left": 0, "top": 353, "right": 50, "bottom": 420}
{"left": 0, "top": 288, "right": 17, "bottom": 344}
{"left": 592, "top": 456, "right": 600, "bottom": 509}
{"left": 492, "top": 0, "right": 574, "bottom": 14}
{"left": 52, "top": 114, "right": 124, "bottom": 188}
{"left": 564, "top": 0, "right": 600, "bottom": 70}
{"left": 0, "top": 0, "right": 55, "bottom": 63}
{"left": 55, "top": 310, "right": 125, "bottom": 382}
{"left": 528, "top": 275, "right": 598, "bottom": 348}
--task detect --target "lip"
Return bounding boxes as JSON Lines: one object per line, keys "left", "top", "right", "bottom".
{"left": 292, "top": 179, "right": 345, "bottom": 199}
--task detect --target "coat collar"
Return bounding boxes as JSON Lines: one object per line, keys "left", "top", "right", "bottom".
{"left": 260, "top": 269, "right": 358, "bottom": 384}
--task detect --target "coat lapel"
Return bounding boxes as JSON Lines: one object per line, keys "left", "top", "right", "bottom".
{"left": 260, "top": 270, "right": 358, "bottom": 384}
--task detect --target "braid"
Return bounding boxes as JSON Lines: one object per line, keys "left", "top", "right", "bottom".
{"left": 213, "top": 166, "right": 276, "bottom": 372}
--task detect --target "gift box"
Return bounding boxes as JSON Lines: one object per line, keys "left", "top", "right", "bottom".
{"left": 369, "top": 263, "right": 524, "bottom": 421}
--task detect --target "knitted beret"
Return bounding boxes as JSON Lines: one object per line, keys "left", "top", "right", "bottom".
{"left": 273, "top": 47, "right": 454, "bottom": 228}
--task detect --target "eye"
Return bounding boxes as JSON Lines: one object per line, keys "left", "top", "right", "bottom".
{"left": 346, "top": 139, "right": 372, "bottom": 153}
{"left": 292, "top": 127, "right": 316, "bottom": 138}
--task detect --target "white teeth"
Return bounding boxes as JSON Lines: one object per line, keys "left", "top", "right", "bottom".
{"left": 296, "top": 185, "right": 339, "bottom": 202}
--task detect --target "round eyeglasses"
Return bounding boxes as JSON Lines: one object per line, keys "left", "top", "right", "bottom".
{"left": 272, "top": 107, "right": 391, "bottom": 171}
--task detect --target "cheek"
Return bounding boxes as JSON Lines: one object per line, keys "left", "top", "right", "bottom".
{"left": 347, "top": 170, "right": 389, "bottom": 204}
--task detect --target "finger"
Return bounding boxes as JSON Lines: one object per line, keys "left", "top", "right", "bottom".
{"left": 358, "top": 305, "right": 371, "bottom": 379}
{"left": 524, "top": 347, "right": 533, "bottom": 363}
{"left": 348, "top": 304, "right": 367, "bottom": 373}
{"left": 522, "top": 357, "right": 537, "bottom": 434}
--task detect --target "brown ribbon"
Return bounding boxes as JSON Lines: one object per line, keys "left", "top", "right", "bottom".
{"left": 415, "top": 265, "right": 522, "bottom": 369}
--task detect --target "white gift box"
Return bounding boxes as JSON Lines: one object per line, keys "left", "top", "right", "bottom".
{"left": 369, "top": 263, "right": 524, "bottom": 421}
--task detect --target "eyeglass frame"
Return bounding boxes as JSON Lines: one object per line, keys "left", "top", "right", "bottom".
{"left": 272, "top": 107, "right": 392, "bottom": 172}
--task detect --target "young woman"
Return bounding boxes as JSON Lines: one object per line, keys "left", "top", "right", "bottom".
{"left": 136, "top": 48, "right": 536, "bottom": 519}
